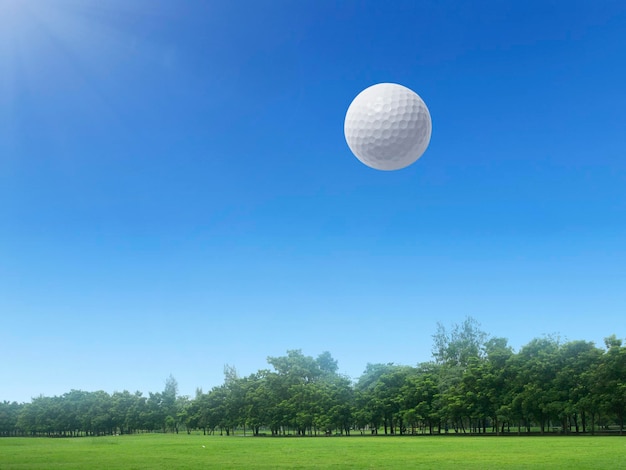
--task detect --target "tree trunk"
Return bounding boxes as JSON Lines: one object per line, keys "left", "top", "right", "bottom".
{"left": 581, "top": 411, "right": 586, "bottom": 434}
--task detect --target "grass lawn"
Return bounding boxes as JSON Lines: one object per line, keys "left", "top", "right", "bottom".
{"left": 1, "top": 434, "right": 624, "bottom": 469}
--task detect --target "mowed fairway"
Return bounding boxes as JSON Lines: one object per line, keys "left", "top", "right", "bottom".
{"left": 1, "top": 434, "right": 624, "bottom": 469}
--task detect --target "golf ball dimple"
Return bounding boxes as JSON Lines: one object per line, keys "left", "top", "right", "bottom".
{"left": 344, "top": 83, "right": 432, "bottom": 171}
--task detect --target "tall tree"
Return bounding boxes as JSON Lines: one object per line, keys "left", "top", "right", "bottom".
{"left": 0, "top": 401, "right": 22, "bottom": 436}
{"left": 355, "top": 363, "right": 402, "bottom": 435}
{"left": 402, "top": 362, "right": 440, "bottom": 434}
{"left": 162, "top": 375, "right": 179, "bottom": 433}
{"left": 594, "top": 336, "right": 626, "bottom": 434}
{"left": 432, "top": 316, "right": 488, "bottom": 368}
{"left": 554, "top": 340, "right": 603, "bottom": 433}
{"left": 512, "top": 336, "right": 561, "bottom": 434}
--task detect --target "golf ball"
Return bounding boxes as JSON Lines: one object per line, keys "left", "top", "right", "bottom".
{"left": 344, "top": 83, "right": 432, "bottom": 171}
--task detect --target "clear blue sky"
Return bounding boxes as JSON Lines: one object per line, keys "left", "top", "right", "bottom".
{"left": 1, "top": 0, "right": 625, "bottom": 403}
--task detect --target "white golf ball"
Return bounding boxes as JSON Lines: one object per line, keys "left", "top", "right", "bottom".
{"left": 344, "top": 83, "right": 432, "bottom": 171}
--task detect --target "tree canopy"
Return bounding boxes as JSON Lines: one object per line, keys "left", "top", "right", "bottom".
{"left": 2, "top": 318, "right": 625, "bottom": 437}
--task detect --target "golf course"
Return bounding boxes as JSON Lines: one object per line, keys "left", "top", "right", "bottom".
{"left": 1, "top": 434, "right": 624, "bottom": 469}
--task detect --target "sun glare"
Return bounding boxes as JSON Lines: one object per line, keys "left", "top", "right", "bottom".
{"left": 0, "top": 0, "right": 146, "bottom": 155}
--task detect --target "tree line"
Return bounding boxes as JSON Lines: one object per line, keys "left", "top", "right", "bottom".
{"left": 1, "top": 318, "right": 625, "bottom": 437}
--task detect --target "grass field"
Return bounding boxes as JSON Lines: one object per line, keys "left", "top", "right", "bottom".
{"left": 1, "top": 434, "right": 624, "bottom": 469}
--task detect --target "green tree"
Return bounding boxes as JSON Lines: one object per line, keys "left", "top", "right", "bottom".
{"left": 145, "top": 392, "right": 165, "bottom": 432}
{"left": 372, "top": 366, "right": 414, "bottom": 435}
{"left": 265, "top": 350, "right": 339, "bottom": 435}
{"left": 594, "top": 336, "right": 626, "bottom": 434}
{"left": 512, "top": 336, "right": 561, "bottom": 433}
{"left": 554, "top": 340, "right": 603, "bottom": 433}
{"left": 431, "top": 317, "right": 491, "bottom": 433}
{"left": 0, "top": 401, "right": 23, "bottom": 436}
{"left": 162, "top": 375, "right": 179, "bottom": 433}
{"left": 0, "top": 401, "right": 22, "bottom": 436}
{"left": 243, "top": 372, "right": 272, "bottom": 435}
{"left": 402, "top": 362, "right": 440, "bottom": 434}
{"left": 355, "top": 363, "right": 395, "bottom": 434}
{"left": 432, "top": 316, "right": 488, "bottom": 368}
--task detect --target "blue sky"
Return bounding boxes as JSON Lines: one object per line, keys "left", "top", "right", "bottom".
{"left": 1, "top": 0, "right": 625, "bottom": 402}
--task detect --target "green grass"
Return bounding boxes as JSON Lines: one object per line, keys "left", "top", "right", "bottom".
{"left": 1, "top": 434, "right": 624, "bottom": 469}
